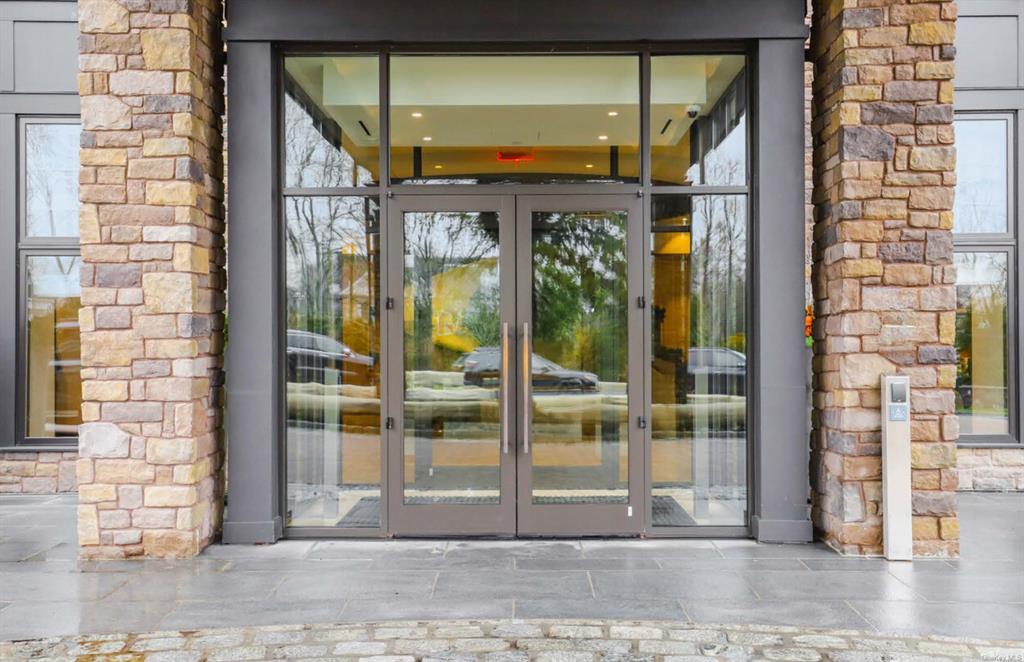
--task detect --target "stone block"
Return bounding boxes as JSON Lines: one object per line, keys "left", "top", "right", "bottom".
{"left": 839, "top": 353, "right": 894, "bottom": 389}
{"left": 79, "top": 422, "right": 132, "bottom": 458}
{"left": 909, "top": 147, "right": 955, "bottom": 171}
{"left": 911, "top": 442, "right": 957, "bottom": 470}
{"left": 80, "top": 0, "right": 130, "bottom": 34}
{"left": 144, "top": 485, "right": 198, "bottom": 507}
{"left": 141, "top": 28, "right": 193, "bottom": 70}
{"left": 142, "top": 530, "right": 197, "bottom": 558}
{"left": 909, "top": 22, "right": 956, "bottom": 45}
{"left": 109, "top": 70, "right": 175, "bottom": 96}
{"left": 143, "top": 272, "right": 199, "bottom": 313}
{"left": 147, "top": 438, "right": 198, "bottom": 466}
{"left": 912, "top": 491, "right": 957, "bottom": 516}
{"left": 840, "top": 126, "right": 895, "bottom": 161}
{"left": 78, "top": 505, "right": 100, "bottom": 546}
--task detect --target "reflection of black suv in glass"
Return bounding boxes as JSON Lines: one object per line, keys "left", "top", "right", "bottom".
{"left": 687, "top": 347, "right": 746, "bottom": 396}
{"left": 286, "top": 329, "right": 374, "bottom": 384}
{"left": 456, "top": 347, "right": 599, "bottom": 392}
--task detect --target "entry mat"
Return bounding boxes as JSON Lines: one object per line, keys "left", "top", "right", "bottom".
{"left": 337, "top": 495, "right": 696, "bottom": 528}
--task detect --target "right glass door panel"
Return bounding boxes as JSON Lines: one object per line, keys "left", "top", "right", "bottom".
{"left": 529, "top": 210, "right": 630, "bottom": 504}
{"left": 651, "top": 195, "right": 748, "bottom": 527}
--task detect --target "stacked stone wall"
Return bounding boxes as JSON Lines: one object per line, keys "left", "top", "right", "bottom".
{"left": 0, "top": 452, "right": 78, "bottom": 494}
{"left": 75, "top": 0, "right": 226, "bottom": 558}
{"left": 958, "top": 448, "right": 1024, "bottom": 491}
{"left": 810, "top": 0, "right": 960, "bottom": 556}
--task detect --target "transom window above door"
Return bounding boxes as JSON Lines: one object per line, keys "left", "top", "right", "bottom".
{"left": 282, "top": 52, "right": 748, "bottom": 188}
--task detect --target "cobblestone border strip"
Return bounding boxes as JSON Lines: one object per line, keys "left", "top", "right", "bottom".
{"left": 3, "top": 620, "right": 1023, "bottom": 661}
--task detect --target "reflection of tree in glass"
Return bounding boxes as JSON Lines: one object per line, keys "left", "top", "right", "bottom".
{"left": 532, "top": 212, "right": 627, "bottom": 381}
{"left": 25, "top": 125, "right": 79, "bottom": 237}
{"left": 405, "top": 213, "right": 498, "bottom": 370}
{"left": 461, "top": 285, "right": 501, "bottom": 347}
{"left": 689, "top": 196, "right": 747, "bottom": 352}
{"left": 285, "top": 94, "right": 368, "bottom": 188}
{"left": 286, "top": 197, "right": 376, "bottom": 342}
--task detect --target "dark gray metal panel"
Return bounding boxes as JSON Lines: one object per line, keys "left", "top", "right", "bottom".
{"left": 223, "top": 41, "right": 284, "bottom": 544}
{"left": 225, "top": 0, "right": 807, "bottom": 43}
{"left": 751, "top": 38, "right": 812, "bottom": 543}
{"left": 0, "top": 114, "right": 16, "bottom": 448}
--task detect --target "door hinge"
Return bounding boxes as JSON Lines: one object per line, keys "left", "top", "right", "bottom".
{"left": 385, "top": 417, "right": 394, "bottom": 429}
{"left": 637, "top": 416, "right": 647, "bottom": 429}
{"left": 385, "top": 297, "right": 395, "bottom": 310}
{"left": 637, "top": 296, "right": 646, "bottom": 309}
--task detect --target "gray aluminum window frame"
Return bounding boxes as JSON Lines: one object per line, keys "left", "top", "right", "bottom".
{"left": 278, "top": 47, "right": 754, "bottom": 540}
{"left": 224, "top": 22, "right": 810, "bottom": 544}
{"left": 953, "top": 110, "right": 1022, "bottom": 447}
{"left": 4, "top": 115, "right": 81, "bottom": 450}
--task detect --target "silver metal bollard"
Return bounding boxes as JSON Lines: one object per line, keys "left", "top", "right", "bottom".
{"left": 881, "top": 374, "right": 913, "bottom": 561}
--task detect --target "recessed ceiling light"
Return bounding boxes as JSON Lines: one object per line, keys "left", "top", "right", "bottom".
{"left": 585, "top": 164, "right": 594, "bottom": 169}
{"left": 434, "top": 165, "right": 443, "bottom": 169}
{"left": 411, "top": 112, "right": 423, "bottom": 118}
{"left": 607, "top": 111, "right": 619, "bottom": 117}
{"left": 423, "top": 136, "right": 432, "bottom": 142}
{"left": 598, "top": 135, "right": 609, "bottom": 141}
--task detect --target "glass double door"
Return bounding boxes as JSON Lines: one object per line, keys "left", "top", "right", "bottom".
{"left": 387, "top": 195, "right": 644, "bottom": 536}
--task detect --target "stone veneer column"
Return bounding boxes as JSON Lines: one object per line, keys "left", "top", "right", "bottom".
{"left": 810, "top": 0, "right": 959, "bottom": 556}
{"left": 76, "top": 0, "right": 225, "bottom": 558}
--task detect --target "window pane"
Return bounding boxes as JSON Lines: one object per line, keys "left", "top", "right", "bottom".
{"left": 954, "top": 118, "right": 1009, "bottom": 234}
{"left": 284, "top": 57, "right": 380, "bottom": 188}
{"left": 26, "top": 255, "right": 82, "bottom": 437}
{"left": 390, "top": 55, "right": 640, "bottom": 184}
{"left": 955, "top": 252, "right": 1010, "bottom": 437}
{"left": 25, "top": 123, "right": 81, "bottom": 238}
{"left": 651, "top": 56, "right": 747, "bottom": 186}
{"left": 285, "top": 196, "right": 381, "bottom": 528}
{"left": 651, "top": 195, "right": 747, "bottom": 526}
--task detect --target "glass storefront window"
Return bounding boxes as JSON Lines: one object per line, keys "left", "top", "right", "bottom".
{"left": 650, "top": 195, "right": 747, "bottom": 526}
{"left": 390, "top": 55, "right": 640, "bottom": 184}
{"left": 25, "top": 123, "right": 81, "bottom": 237}
{"left": 954, "top": 252, "right": 1010, "bottom": 437}
{"left": 285, "top": 196, "right": 382, "bottom": 528}
{"left": 25, "top": 255, "right": 82, "bottom": 438}
{"left": 284, "top": 56, "right": 380, "bottom": 188}
{"left": 651, "top": 55, "right": 747, "bottom": 186}
{"left": 954, "top": 118, "right": 1009, "bottom": 234}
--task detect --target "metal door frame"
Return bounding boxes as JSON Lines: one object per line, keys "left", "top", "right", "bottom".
{"left": 386, "top": 193, "right": 644, "bottom": 537}
{"left": 385, "top": 194, "right": 518, "bottom": 536}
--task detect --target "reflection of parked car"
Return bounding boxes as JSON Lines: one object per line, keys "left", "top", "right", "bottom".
{"left": 457, "top": 347, "right": 598, "bottom": 392}
{"left": 286, "top": 329, "right": 374, "bottom": 384}
{"left": 688, "top": 347, "right": 746, "bottom": 396}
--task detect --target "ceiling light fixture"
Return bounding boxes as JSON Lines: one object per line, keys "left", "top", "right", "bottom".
{"left": 607, "top": 111, "right": 619, "bottom": 117}
{"left": 434, "top": 165, "right": 443, "bottom": 169}
{"left": 585, "top": 164, "right": 594, "bottom": 169}
{"left": 423, "top": 136, "right": 432, "bottom": 142}
{"left": 598, "top": 135, "right": 609, "bottom": 141}
{"left": 411, "top": 112, "right": 423, "bottom": 118}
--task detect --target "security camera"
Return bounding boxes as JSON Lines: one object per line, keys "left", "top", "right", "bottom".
{"left": 686, "top": 104, "right": 701, "bottom": 119}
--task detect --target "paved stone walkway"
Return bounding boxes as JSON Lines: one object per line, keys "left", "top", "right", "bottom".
{"left": 3, "top": 620, "right": 1023, "bottom": 661}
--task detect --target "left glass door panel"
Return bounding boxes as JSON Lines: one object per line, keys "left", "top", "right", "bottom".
{"left": 387, "top": 196, "right": 517, "bottom": 535}
{"left": 285, "top": 196, "right": 383, "bottom": 530}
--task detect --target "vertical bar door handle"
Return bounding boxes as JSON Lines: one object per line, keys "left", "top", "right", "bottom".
{"left": 501, "top": 321, "right": 510, "bottom": 455}
{"left": 522, "top": 322, "right": 531, "bottom": 454}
